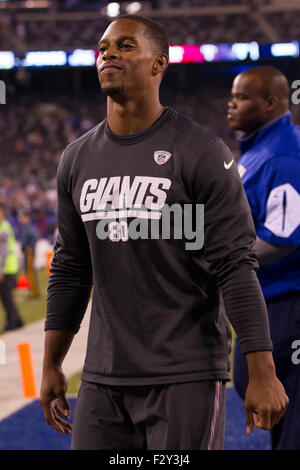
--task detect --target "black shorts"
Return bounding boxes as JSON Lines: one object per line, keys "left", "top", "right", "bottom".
{"left": 71, "top": 379, "right": 226, "bottom": 450}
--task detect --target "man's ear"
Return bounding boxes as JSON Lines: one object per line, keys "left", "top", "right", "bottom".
{"left": 152, "top": 54, "right": 169, "bottom": 75}
{"left": 266, "top": 95, "right": 279, "bottom": 111}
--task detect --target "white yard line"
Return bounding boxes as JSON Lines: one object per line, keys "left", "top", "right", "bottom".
{"left": 0, "top": 305, "right": 90, "bottom": 421}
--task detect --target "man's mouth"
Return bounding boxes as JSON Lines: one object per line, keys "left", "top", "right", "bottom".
{"left": 100, "top": 64, "right": 123, "bottom": 73}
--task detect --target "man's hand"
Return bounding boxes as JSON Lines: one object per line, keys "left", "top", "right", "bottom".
{"left": 40, "top": 366, "right": 72, "bottom": 435}
{"left": 244, "top": 351, "right": 289, "bottom": 434}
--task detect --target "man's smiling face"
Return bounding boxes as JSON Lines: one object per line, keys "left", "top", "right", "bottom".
{"left": 97, "top": 19, "right": 159, "bottom": 98}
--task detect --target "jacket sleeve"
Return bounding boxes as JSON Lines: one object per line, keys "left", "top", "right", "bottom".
{"left": 45, "top": 149, "right": 93, "bottom": 333}
{"left": 192, "top": 137, "right": 272, "bottom": 354}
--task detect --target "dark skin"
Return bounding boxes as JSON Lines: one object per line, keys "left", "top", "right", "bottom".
{"left": 40, "top": 330, "right": 74, "bottom": 434}
{"left": 228, "top": 69, "right": 296, "bottom": 264}
{"left": 40, "top": 24, "right": 288, "bottom": 437}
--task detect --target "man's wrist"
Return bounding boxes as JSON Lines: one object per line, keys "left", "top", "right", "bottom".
{"left": 42, "top": 361, "right": 63, "bottom": 372}
{"left": 42, "top": 329, "right": 75, "bottom": 372}
{"left": 246, "top": 350, "right": 276, "bottom": 380}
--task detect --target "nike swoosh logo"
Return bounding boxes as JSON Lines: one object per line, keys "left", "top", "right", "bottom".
{"left": 224, "top": 159, "right": 234, "bottom": 170}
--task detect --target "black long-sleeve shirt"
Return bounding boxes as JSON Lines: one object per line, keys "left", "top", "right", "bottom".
{"left": 45, "top": 107, "right": 272, "bottom": 385}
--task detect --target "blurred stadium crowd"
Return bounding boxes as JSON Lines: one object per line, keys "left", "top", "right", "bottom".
{"left": 0, "top": 96, "right": 104, "bottom": 240}
{"left": 1, "top": 0, "right": 300, "bottom": 49}
{"left": 2, "top": 13, "right": 300, "bottom": 49}
{"left": 1, "top": 15, "right": 263, "bottom": 47}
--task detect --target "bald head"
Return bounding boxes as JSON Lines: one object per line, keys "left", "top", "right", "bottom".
{"left": 241, "top": 66, "right": 290, "bottom": 105}
{"left": 228, "top": 66, "right": 290, "bottom": 134}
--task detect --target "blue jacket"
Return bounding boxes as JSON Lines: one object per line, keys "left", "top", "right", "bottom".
{"left": 237, "top": 113, "right": 300, "bottom": 299}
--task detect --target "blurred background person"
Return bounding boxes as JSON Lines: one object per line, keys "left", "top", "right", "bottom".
{"left": 18, "top": 210, "right": 40, "bottom": 298}
{"left": 0, "top": 205, "right": 23, "bottom": 332}
{"left": 227, "top": 66, "right": 300, "bottom": 450}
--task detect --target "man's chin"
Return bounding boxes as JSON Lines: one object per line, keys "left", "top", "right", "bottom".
{"left": 101, "top": 85, "right": 124, "bottom": 97}
{"left": 227, "top": 120, "right": 240, "bottom": 132}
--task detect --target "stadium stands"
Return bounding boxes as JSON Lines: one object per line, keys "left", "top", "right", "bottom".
{"left": 0, "top": 96, "right": 105, "bottom": 237}
{"left": 1, "top": 1, "right": 300, "bottom": 50}
{"left": 0, "top": 14, "right": 270, "bottom": 49}
{"left": 267, "top": 12, "right": 300, "bottom": 42}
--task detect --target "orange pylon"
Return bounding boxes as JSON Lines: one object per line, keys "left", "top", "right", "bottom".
{"left": 17, "top": 342, "right": 37, "bottom": 398}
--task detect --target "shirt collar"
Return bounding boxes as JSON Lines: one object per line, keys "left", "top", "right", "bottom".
{"left": 239, "top": 111, "right": 291, "bottom": 154}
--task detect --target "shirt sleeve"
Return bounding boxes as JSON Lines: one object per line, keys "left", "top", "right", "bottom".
{"left": 192, "top": 137, "right": 272, "bottom": 354}
{"left": 253, "top": 156, "right": 300, "bottom": 246}
{"left": 45, "top": 149, "right": 93, "bottom": 333}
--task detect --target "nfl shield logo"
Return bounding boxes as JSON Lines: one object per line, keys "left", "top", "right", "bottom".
{"left": 154, "top": 150, "right": 172, "bottom": 165}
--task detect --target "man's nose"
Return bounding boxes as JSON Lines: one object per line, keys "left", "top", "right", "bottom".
{"left": 228, "top": 99, "right": 236, "bottom": 109}
{"left": 102, "top": 46, "right": 118, "bottom": 60}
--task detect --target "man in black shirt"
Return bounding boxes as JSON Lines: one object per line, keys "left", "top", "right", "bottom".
{"left": 40, "top": 15, "right": 288, "bottom": 450}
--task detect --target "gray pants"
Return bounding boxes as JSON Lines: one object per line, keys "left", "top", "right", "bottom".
{"left": 71, "top": 379, "right": 226, "bottom": 450}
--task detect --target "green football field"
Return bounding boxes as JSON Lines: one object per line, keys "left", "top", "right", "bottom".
{"left": 0, "top": 270, "right": 235, "bottom": 394}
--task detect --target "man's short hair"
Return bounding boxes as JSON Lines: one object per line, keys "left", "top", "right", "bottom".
{"left": 113, "top": 14, "right": 169, "bottom": 57}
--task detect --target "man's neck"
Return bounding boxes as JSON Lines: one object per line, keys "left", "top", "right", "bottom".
{"left": 106, "top": 96, "right": 165, "bottom": 135}
{"left": 243, "top": 110, "right": 290, "bottom": 141}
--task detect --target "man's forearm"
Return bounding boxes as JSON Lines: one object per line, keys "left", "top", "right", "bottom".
{"left": 42, "top": 330, "right": 75, "bottom": 370}
{"left": 220, "top": 268, "right": 272, "bottom": 354}
{"left": 255, "top": 237, "right": 296, "bottom": 265}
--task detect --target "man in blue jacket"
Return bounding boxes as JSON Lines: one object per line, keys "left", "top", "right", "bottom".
{"left": 228, "top": 65, "right": 300, "bottom": 450}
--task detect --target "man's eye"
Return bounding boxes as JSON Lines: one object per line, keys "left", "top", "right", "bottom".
{"left": 98, "top": 47, "right": 107, "bottom": 53}
{"left": 120, "top": 44, "right": 133, "bottom": 49}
